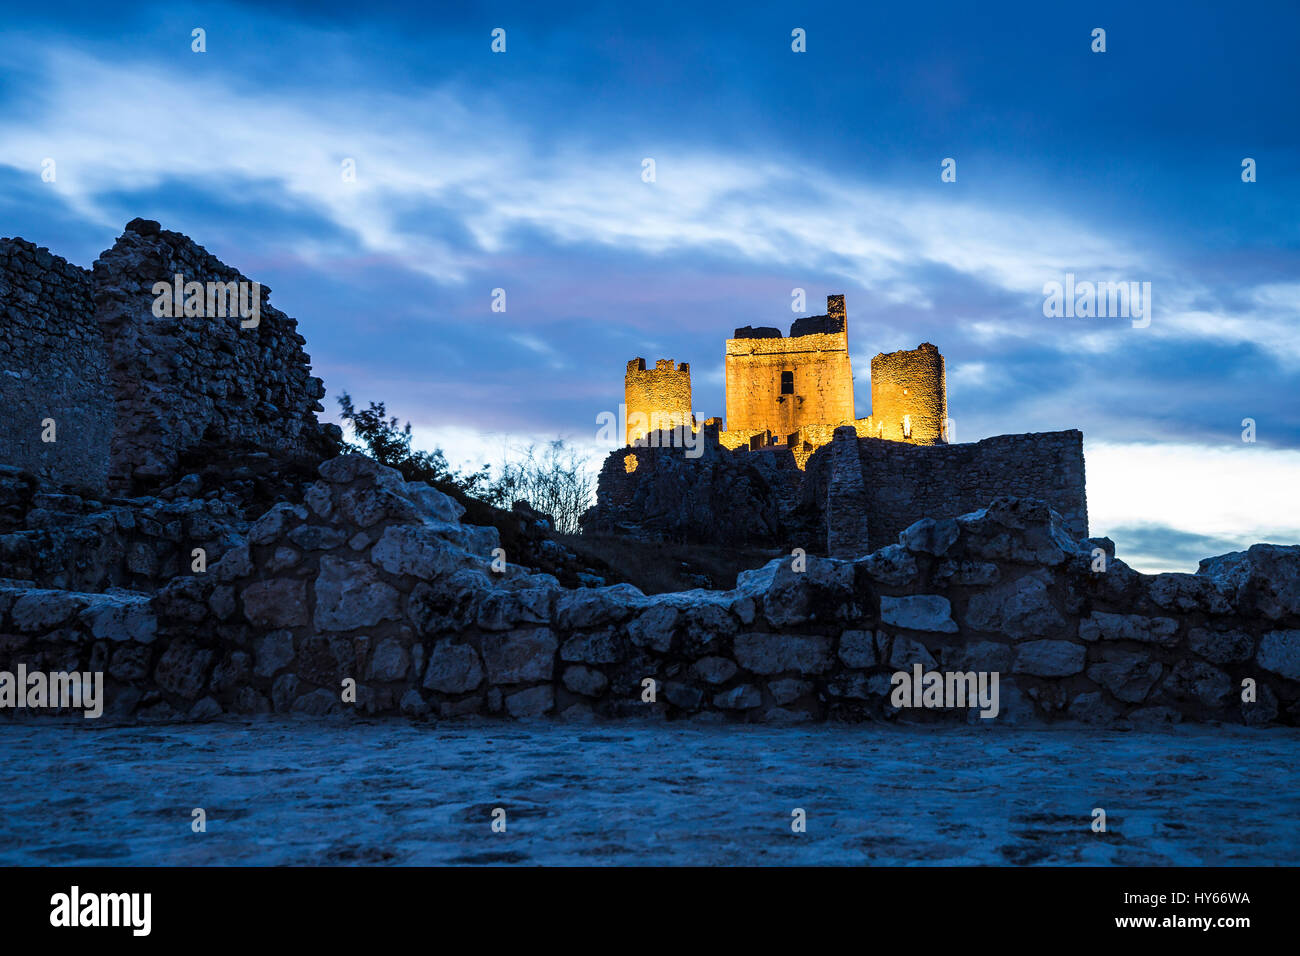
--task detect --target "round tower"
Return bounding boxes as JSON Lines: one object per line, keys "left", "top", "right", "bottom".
{"left": 869, "top": 343, "right": 947, "bottom": 444}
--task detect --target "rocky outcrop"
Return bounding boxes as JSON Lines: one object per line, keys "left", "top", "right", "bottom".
{"left": 3, "top": 458, "right": 1296, "bottom": 726}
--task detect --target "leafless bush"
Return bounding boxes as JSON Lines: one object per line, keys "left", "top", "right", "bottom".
{"left": 495, "top": 439, "right": 596, "bottom": 534}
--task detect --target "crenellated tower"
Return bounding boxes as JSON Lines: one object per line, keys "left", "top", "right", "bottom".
{"left": 624, "top": 358, "right": 693, "bottom": 445}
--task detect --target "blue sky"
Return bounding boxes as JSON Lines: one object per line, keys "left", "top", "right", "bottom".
{"left": 1, "top": 0, "right": 1297, "bottom": 571}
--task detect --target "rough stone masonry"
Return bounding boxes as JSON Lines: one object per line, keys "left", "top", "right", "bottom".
{"left": 0, "top": 455, "right": 1297, "bottom": 727}
{"left": 1, "top": 218, "right": 337, "bottom": 497}
{"left": 1, "top": 223, "right": 1297, "bottom": 727}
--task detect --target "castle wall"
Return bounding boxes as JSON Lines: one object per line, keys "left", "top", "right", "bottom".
{"left": 93, "top": 220, "right": 329, "bottom": 494}
{"left": 625, "top": 358, "right": 692, "bottom": 445}
{"left": 843, "top": 430, "right": 1088, "bottom": 550}
{"left": 0, "top": 238, "right": 113, "bottom": 493}
{"left": 2, "top": 221, "right": 332, "bottom": 495}
{"left": 869, "top": 343, "right": 947, "bottom": 444}
{"left": 588, "top": 427, "right": 1088, "bottom": 555}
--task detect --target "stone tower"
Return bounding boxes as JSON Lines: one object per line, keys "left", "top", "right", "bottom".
{"left": 868, "top": 342, "right": 948, "bottom": 444}
{"left": 624, "top": 358, "right": 693, "bottom": 445}
{"left": 724, "top": 294, "right": 855, "bottom": 440}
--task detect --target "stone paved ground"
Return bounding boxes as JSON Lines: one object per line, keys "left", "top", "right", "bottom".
{"left": 0, "top": 718, "right": 1295, "bottom": 866}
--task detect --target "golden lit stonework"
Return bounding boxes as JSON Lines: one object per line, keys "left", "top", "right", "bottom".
{"left": 624, "top": 294, "right": 948, "bottom": 467}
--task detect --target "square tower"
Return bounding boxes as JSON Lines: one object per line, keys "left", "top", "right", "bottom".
{"left": 724, "top": 295, "right": 854, "bottom": 436}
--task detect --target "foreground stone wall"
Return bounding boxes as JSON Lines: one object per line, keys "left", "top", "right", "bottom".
{"left": 3, "top": 455, "right": 1295, "bottom": 726}
{"left": 0, "top": 239, "right": 112, "bottom": 492}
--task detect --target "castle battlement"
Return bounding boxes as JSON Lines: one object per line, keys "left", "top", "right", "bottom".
{"left": 624, "top": 355, "right": 694, "bottom": 446}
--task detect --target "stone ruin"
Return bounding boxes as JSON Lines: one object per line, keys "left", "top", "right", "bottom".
{"left": 1, "top": 457, "right": 1297, "bottom": 725}
{"left": 594, "top": 294, "right": 1087, "bottom": 552}
{"left": 1, "top": 218, "right": 338, "bottom": 497}
{"left": 0, "top": 223, "right": 1297, "bottom": 727}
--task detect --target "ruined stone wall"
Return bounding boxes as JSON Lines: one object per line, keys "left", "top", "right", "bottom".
{"left": 584, "top": 428, "right": 802, "bottom": 544}
{"left": 865, "top": 430, "right": 1086, "bottom": 549}
{"left": 3, "top": 460, "right": 1295, "bottom": 727}
{"left": 624, "top": 358, "right": 692, "bottom": 445}
{"left": 724, "top": 296, "right": 855, "bottom": 436}
{"left": 800, "top": 430, "right": 1088, "bottom": 552}
{"left": 869, "top": 343, "right": 947, "bottom": 444}
{"left": 95, "top": 219, "right": 330, "bottom": 494}
{"left": 587, "top": 427, "right": 1087, "bottom": 555}
{"left": 0, "top": 239, "right": 113, "bottom": 493}
{"left": 1, "top": 221, "right": 334, "bottom": 496}
{"left": 825, "top": 426, "right": 871, "bottom": 559}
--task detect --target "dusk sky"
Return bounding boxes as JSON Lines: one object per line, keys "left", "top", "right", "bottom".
{"left": 2, "top": 1, "right": 1297, "bottom": 572}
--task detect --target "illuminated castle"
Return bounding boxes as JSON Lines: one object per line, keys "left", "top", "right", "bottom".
{"left": 624, "top": 294, "right": 950, "bottom": 467}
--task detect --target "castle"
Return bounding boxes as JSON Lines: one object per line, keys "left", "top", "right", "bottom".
{"left": 589, "top": 293, "right": 1089, "bottom": 553}
{"left": 624, "top": 294, "right": 950, "bottom": 467}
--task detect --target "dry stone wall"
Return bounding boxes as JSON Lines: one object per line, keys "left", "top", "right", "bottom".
{"left": 95, "top": 219, "right": 332, "bottom": 494}
{"left": 1, "top": 221, "right": 336, "bottom": 498}
{"left": 3, "top": 455, "right": 1295, "bottom": 727}
{"left": 0, "top": 238, "right": 112, "bottom": 492}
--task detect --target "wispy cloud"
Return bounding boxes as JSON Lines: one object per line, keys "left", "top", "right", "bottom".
{"left": 1086, "top": 440, "right": 1300, "bottom": 571}
{"left": 8, "top": 41, "right": 1293, "bottom": 371}
{"left": 1, "top": 17, "right": 1296, "bottom": 573}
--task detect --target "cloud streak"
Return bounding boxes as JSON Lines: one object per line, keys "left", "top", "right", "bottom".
{"left": 1, "top": 15, "right": 1296, "bottom": 573}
